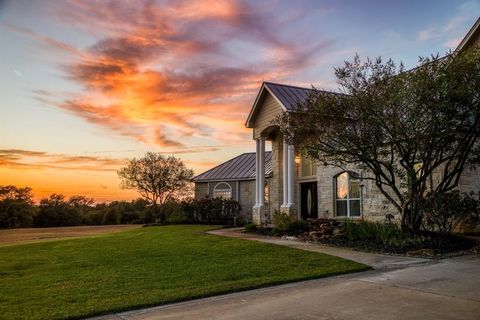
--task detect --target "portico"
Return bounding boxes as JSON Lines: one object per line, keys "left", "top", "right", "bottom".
{"left": 246, "top": 82, "right": 308, "bottom": 224}
{"left": 252, "top": 135, "right": 296, "bottom": 224}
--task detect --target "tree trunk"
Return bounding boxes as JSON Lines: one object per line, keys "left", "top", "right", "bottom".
{"left": 400, "top": 197, "right": 423, "bottom": 233}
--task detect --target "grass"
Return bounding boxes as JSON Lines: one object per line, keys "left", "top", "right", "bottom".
{"left": 0, "top": 225, "right": 368, "bottom": 319}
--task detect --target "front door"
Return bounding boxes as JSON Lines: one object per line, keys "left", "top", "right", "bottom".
{"left": 300, "top": 182, "right": 318, "bottom": 220}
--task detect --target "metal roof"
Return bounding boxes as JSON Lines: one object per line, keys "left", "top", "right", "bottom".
{"left": 245, "top": 81, "right": 341, "bottom": 127}
{"left": 193, "top": 152, "right": 272, "bottom": 182}
{"left": 264, "top": 82, "right": 314, "bottom": 110}
{"left": 456, "top": 17, "right": 480, "bottom": 52}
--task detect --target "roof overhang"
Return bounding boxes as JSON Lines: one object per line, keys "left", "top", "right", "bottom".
{"left": 456, "top": 17, "right": 480, "bottom": 52}
{"left": 245, "top": 82, "right": 287, "bottom": 128}
{"left": 193, "top": 174, "right": 273, "bottom": 183}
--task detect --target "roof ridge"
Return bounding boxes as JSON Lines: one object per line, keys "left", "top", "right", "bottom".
{"left": 264, "top": 81, "right": 314, "bottom": 91}
{"left": 264, "top": 81, "right": 343, "bottom": 96}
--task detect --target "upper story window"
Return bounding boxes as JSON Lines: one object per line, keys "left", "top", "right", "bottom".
{"left": 335, "top": 171, "right": 361, "bottom": 217}
{"left": 213, "top": 182, "right": 232, "bottom": 199}
{"left": 300, "top": 154, "right": 317, "bottom": 177}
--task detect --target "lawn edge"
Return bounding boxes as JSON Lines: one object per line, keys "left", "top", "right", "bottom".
{"left": 82, "top": 264, "right": 370, "bottom": 320}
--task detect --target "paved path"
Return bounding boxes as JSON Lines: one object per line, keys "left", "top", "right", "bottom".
{"left": 94, "top": 229, "right": 480, "bottom": 320}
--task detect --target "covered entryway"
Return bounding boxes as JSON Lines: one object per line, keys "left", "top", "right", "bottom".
{"left": 300, "top": 181, "right": 317, "bottom": 220}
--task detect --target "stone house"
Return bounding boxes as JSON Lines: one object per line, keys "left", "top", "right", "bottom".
{"left": 195, "top": 18, "right": 480, "bottom": 225}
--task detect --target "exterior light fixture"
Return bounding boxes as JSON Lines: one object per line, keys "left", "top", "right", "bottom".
{"left": 295, "top": 155, "right": 301, "bottom": 164}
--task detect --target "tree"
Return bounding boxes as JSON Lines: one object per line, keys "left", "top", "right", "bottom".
{"left": 68, "top": 195, "right": 94, "bottom": 208}
{"left": 35, "top": 194, "right": 82, "bottom": 227}
{"left": 277, "top": 48, "right": 480, "bottom": 233}
{"left": 117, "top": 152, "right": 194, "bottom": 223}
{"left": 0, "top": 185, "right": 36, "bottom": 228}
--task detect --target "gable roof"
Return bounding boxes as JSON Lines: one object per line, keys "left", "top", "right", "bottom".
{"left": 456, "top": 17, "right": 480, "bottom": 52}
{"left": 193, "top": 152, "right": 272, "bottom": 182}
{"left": 264, "top": 82, "right": 314, "bottom": 110}
{"left": 245, "top": 82, "right": 315, "bottom": 128}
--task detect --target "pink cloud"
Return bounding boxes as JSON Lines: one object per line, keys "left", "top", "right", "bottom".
{"left": 10, "top": 0, "right": 334, "bottom": 151}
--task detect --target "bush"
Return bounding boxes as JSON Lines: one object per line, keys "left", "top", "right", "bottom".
{"left": 0, "top": 199, "right": 35, "bottom": 228}
{"left": 244, "top": 223, "right": 257, "bottom": 233}
{"left": 35, "top": 194, "right": 82, "bottom": 227}
{"left": 344, "top": 219, "right": 400, "bottom": 242}
{"left": 181, "top": 197, "right": 241, "bottom": 225}
{"left": 0, "top": 185, "right": 36, "bottom": 228}
{"left": 271, "top": 211, "right": 309, "bottom": 236}
{"left": 422, "top": 191, "right": 480, "bottom": 233}
{"left": 337, "top": 219, "right": 475, "bottom": 254}
{"left": 272, "top": 220, "right": 309, "bottom": 236}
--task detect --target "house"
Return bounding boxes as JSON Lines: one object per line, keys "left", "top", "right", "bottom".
{"left": 193, "top": 152, "right": 272, "bottom": 222}
{"left": 195, "top": 17, "right": 480, "bottom": 225}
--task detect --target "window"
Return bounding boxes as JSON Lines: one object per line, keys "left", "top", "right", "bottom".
{"left": 301, "top": 154, "right": 318, "bottom": 177}
{"left": 335, "top": 171, "right": 361, "bottom": 217}
{"left": 213, "top": 182, "right": 232, "bottom": 199}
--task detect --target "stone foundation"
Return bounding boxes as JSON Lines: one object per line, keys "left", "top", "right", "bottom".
{"left": 253, "top": 204, "right": 269, "bottom": 225}
{"left": 280, "top": 204, "right": 298, "bottom": 219}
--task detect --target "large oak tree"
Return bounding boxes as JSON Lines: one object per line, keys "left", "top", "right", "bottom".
{"left": 277, "top": 48, "right": 480, "bottom": 232}
{"left": 118, "top": 152, "right": 194, "bottom": 223}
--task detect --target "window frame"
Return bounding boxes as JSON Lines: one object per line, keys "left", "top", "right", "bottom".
{"left": 213, "top": 182, "right": 232, "bottom": 199}
{"left": 300, "top": 154, "right": 318, "bottom": 178}
{"left": 334, "top": 171, "right": 362, "bottom": 217}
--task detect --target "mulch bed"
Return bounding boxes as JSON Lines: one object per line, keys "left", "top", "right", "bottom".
{"left": 307, "top": 233, "right": 478, "bottom": 258}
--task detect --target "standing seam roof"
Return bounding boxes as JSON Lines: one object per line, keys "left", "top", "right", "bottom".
{"left": 193, "top": 152, "right": 272, "bottom": 182}
{"left": 264, "top": 82, "right": 315, "bottom": 110}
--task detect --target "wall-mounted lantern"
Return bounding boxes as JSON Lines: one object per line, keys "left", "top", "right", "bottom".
{"left": 295, "top": 154, "right": 301, "bottom": 164}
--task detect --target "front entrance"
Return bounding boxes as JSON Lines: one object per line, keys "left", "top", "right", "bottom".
{"left": 300, "top": 182, "right": 318, "bottom": 220}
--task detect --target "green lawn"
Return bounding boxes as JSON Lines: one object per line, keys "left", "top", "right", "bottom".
{"left": 0, "top": 225, "right": 368, "bottom": 319}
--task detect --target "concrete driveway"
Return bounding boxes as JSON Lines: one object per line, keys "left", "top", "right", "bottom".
{"left": 95, "top": 231, "right": 480, "bottom": 320}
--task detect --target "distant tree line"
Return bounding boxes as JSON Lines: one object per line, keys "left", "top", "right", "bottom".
{"left": 0, "top": 185, "right": 242, "bottom": 228}
{"left": 0, "top": 185, "right": 158, "bottom": 228}
{"left": 0, "top": 153, "right": 244, "bottom": 229}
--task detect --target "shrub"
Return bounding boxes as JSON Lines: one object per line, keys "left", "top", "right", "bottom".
{"left": 344, "top": 219, "right": 401, "bottom": 242}
{"left": 0, "top": 199, "right": 35, "bottom": 228}
{"left": 422, "top": 191, "right": 480, "bottom": 233}
{"left": 0, "top": 185, "right": 36, "bottom": 228}
{"left": 285, "top": 220, "right": 309, "bottom": 236}
{"left": 181, "top": 197, "right": 241, "bottom": 225}
{"left": 244, "top": 223, "right": 257, "bottom": 233}
{"left": 35, "top": 194, "right": 82, "bottom": 227}
{"left": 235, "top": 216, "right": 248, "bottom": 226}
{"left": 271, "top": 211, "right": 309, "bottom": 236}
{"left": 102, "top": 208, "right": 120, "bottom": 225}
{"left": 272, "top": 220, "right": 309, "bottom": 236}
{"left": 272, "top": 210, "right": 292, "bottom": 228}
{"left": 342, "top": 220, "right": 432, "bottom": 252}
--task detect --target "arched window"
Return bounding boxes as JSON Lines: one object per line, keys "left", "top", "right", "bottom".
{"left": 334, "top": 171, "right": 361, "bottom": 217}
{"left": 213, "top": 182, "right": 232, "bottom": 199}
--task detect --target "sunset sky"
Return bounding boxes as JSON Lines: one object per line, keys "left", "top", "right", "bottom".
{"left": 1, "top": 0, "right": 479, "bottom": 202}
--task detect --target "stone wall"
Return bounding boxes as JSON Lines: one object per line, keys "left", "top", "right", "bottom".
{"left": 238, "top": 179, "right": 266, "bottom": 222}
{"left": 316, "top": 165, "right": 398, "bottom": 222}
{"left": 458, "top": 167, "right": 480, "bottom": 195}
{"left": 194, "top": 182, "right": 209, "bottom": 200}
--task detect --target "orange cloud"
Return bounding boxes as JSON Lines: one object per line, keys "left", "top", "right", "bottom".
{"left": 11, "top": 0, "right": 333, "bottom": 152}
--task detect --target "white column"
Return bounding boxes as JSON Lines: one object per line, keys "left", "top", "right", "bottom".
{"left": 255, "top": 139, "right": 260, "bottom": 206}
{"left": 258, "top": 138, "right": 265, "bottom": 206}
{"left": 287, "top": 144, "right": 295, "bottom": 205}
{"left": 282, "top": 140, "right": 288, "bottom": 206}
